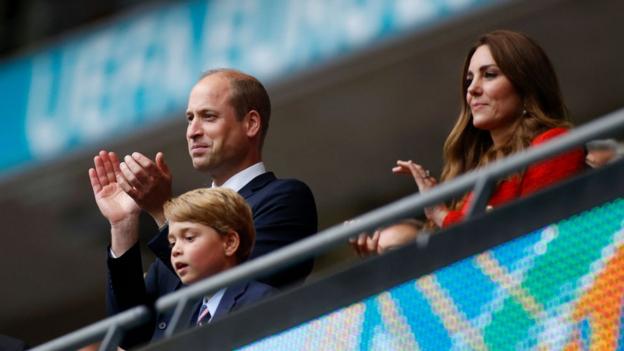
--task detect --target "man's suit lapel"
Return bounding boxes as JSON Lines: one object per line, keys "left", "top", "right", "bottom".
{"left": 207, "top": 172, "right": 274, "bottom": 321}
{"left": 238, "top": 172, "right": 276, "bottom": 199}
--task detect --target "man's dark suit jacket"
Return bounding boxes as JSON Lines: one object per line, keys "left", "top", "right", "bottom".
{"left": 106, "top": 172, "right": 317, "bottom": 348}
{"left": 0, "top": 335, "right": 28, "bottom": 351}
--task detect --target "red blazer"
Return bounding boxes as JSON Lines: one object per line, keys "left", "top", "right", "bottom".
{"left": 443, "top": 128, "right": 586, "bottom": 227}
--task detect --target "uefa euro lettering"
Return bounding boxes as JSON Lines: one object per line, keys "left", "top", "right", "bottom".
{"left": 1, "top": 0, "right": 491, "bottom": 172}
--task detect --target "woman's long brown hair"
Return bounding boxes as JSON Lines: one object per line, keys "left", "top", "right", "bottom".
{"left": 441, "top": 30, "right": 571, "bottom": 184}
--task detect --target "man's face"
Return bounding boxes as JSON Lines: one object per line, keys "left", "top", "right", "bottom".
{"left": 168, "top": 221, "right": 230, "bottom": 284}
{"left": 185, "top": 74, "right": 250, "bottom": 176}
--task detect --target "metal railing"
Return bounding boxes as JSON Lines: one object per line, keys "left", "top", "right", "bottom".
{"left": 31, "top": 107, "right": 624, "bottom": 351}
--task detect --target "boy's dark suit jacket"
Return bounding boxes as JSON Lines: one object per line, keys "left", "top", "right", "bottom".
{"left": 106, "top": 172, "right": 317, "bottom": 348}
{"left": 150, "top": 273, "right": 276, "bottom": 344}
{"left": 108, "top": 245, "right": 275, "bottom": 348}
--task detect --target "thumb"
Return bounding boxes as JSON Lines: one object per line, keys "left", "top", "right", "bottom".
{"left": 155, "top": 152, "right": 171, "bottom": 177}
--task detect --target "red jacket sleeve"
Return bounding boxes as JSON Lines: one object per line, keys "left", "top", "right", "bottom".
{"left": 519, "top": 128, "right": 586, "bottom": 196}
{"left": 442, "top": 208, "right": 465, "bottom": 227}
{"left": 441, "top": 128, "right": 586, "bottom": 228}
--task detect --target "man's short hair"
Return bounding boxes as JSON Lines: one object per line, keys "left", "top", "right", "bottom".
{"left": 163, "top": 187, "right": 255, "bottom": 263}
{"left": 200, "top": 69, "right": 271, "bottom": 147}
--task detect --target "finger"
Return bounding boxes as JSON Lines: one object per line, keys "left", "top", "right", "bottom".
{"left": 134, "top": 152, "right": 167, "bottom": 186}
{"left": 132, "top": 152, "right": 156, "bottom": 169}
{"left": 365, "top": 233, "right": 378, "bottom": 253}
{"left": 346, "top": 224, "right": 356, "bottom": 246}
{"left": 357, "top": 233, "right": 371, "bottom": 257}
{"left": 414, "top": 174, "right": 434, "bottom": 192}
{"left": 397, "top": 161, "right": 427, "bottom": 183}
{"left": 348, "top": 236, "right": 360, "bottom": 256}
{"left": 93, "top": 155, "right": 110, "bottom": 187}
{"left": 392, "top": 165, "right": 411, "bottom": 174}
{"left": 117, "top": 177, "right": 140, "bottom": 200}
{"left": 414, "top": 176, "right": 429, "bottom": 192}
{"left": 372, "top": 229, "right": 381, "bottom": 243}
{"left": 410, "top": 164, "right": 432, "bottom": 184}
{"left": 99, "top": 150, "right": 117, "bottom": 184}
{"left": 411, "top": 163, "right": 427, "bottom": 176}
{"left": 88, "top": 168, "right": 102, "bottom": 194}
{"left": 396, "top": 160, "right": 415, "bottom": 166}
{"left": 394, "top": 159, "right": 422, "bottom": 175}
{"left": 155, "top": 152, "right": 171, "bottom": 178}
{"left": 414, "top": 165, "right": 435, "bottom": 181}
{"left": 372, "top": 229, "right": 382, "bottom": 254}
{"left": 396, "top": 160, "right": 421, "bottom": 173}
{"left": 346, "top": 221, "right": 357, "bottom": 245}
{"left": 109, "top": 152, "right": 123, "bottom": 177}
{"left": 357, "top": 233, "right": 367, "bottom": 250}
{"left": 393, "top": 160, "right": 408, "bottom": 173}
{"left": 425, "top": 176, "right": 438, "bottom": 186}
{"left": 118, "top": 162, "right": 140, "bottom": 198}
{"left": 123, "top": 155, "right": 150, "bottom": 185}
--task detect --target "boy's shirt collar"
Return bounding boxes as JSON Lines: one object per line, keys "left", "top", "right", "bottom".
{"left": 203, "top": 288, "right": 226, "bottom": 321}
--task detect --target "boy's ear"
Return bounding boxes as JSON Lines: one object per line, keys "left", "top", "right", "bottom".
{"left": 223, "top": 230, "right": 240, "bottom": 258}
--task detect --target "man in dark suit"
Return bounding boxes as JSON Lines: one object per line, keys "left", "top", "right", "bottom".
{"left": 89, "top": 69, "right": 316, "bottom": 347}
{"left": 0, "top": 335, "right": 28, "bottom": 351}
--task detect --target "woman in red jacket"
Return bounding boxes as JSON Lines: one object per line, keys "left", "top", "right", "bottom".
{"left": 394, "top": 30, "right": 586, "bottom": 229}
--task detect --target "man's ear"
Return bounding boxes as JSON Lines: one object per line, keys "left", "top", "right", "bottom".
{"left": 244, "top": 110, "right": 261, "bottom": 139}
{"left": 223, "top": 230, "right": 240, "bottom": 258}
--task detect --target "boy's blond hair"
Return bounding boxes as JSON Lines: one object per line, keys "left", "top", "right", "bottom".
{"left": 163, "top": 188, "right": 255, "bottom": 263}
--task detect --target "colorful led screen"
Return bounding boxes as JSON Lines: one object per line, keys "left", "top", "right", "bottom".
{"left": 240, "top": 198, "right": 624, "bottom": 350}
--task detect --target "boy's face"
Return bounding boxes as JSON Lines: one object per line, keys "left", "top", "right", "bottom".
{"left": 168, "top": 221, "right": 233, "bottom": 285}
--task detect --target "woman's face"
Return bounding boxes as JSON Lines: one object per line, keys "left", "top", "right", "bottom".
{"left": 466, "top": 45, "right": 522, "bottom": 142}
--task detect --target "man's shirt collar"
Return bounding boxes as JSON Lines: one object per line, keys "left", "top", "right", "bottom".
{"left": 212, "top": 162, "right": 266, "bottom": 191}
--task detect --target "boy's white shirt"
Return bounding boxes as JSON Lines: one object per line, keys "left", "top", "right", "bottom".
{"left": 202, "top": 288, "right": 226, "bottom": 322}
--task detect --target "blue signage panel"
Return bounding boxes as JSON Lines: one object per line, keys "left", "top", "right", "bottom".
{"left": 0, "top": 0, "right": 492, "bottom": 174}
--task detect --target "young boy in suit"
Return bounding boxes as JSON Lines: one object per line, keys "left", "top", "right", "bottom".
{"left": 162, "top": 187, "right": 275, "bottom": 334}
{"left": 107, "top": 187, "right": 275, "bottom": 347}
